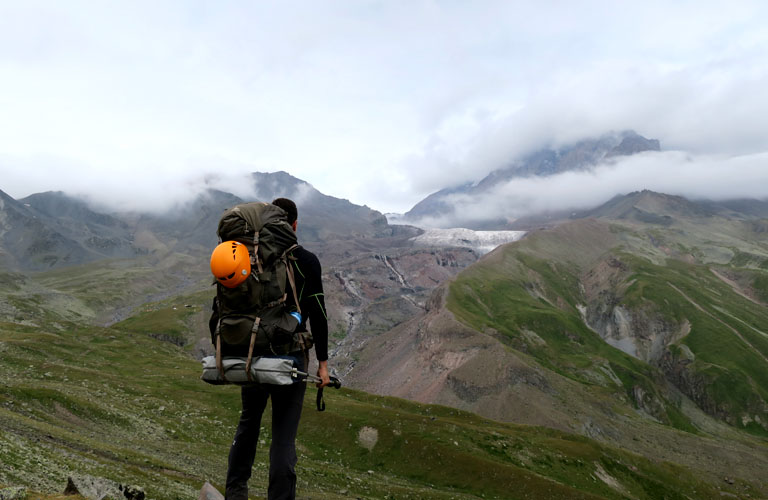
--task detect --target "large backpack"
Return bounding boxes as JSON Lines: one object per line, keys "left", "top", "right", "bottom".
{"left": 210, "top": 202, "right": 306, "bottom": 382}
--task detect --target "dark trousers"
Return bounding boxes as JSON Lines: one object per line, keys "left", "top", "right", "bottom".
{"left": 225, "top": 355, "right": 307, "bottom": 500}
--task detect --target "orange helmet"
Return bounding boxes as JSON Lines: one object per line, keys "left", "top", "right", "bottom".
{"left": 210, "top": 241, "right": 251, "bottom": 288}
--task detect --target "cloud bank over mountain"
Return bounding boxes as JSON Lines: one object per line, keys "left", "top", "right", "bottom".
{"left": 411, "top": 150, "right": 768, "bottom": 228}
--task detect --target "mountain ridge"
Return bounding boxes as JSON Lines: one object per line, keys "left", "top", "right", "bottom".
{"left": 0, "top": 171, "right": 393, "bottom": 271}
{"left": 0, "top": 188, "right": 99, "bottom": 270}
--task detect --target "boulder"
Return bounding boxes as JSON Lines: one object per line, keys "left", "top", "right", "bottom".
{"left": 198, "top": 482, "right": 224, "bottom": 500}
{"left": 63, "top": 475, "right": 144, "bottom": 500}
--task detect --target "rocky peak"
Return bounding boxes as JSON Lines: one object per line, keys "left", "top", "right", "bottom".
{"left": 405, "top": 131, "right": 662, "bottom": 228}
{"left": 247, "top": 171, "right": 391, "bottom": 242}
{"left": 250, "top": 170, "right": 311, "bottom": 200}
{"left": 606, "top": 131, "right": 661, "bottom": 157}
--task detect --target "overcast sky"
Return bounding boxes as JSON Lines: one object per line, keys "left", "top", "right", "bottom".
{"left": 1, "top": 0, "right": 767, "bottom": 214}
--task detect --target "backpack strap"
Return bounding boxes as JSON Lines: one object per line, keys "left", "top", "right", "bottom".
{"left": 215, "top": 322, "right": 227, "bottom": 383}
{"left": 252, "top": 233, "right": 264, "bottom": 274}
{"left": 284, "top": 245, "right": 301, "bottom": 315}
{"left": 284, "top": 245, "right": 310, "bottom": 361}
{"left": 245, "top": 317, "right": 261, "bottom": 383}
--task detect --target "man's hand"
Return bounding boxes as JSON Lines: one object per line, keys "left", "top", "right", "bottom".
{"left": 316, "top": 360, "right": 331, "bottom": 388}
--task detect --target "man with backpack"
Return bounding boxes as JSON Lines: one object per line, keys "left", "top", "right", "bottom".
{"left": 211, "top": 197, "right": 330, "bottom": 500}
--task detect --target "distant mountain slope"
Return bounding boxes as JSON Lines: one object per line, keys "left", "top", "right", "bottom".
{"left": 248, "top": 171, "right": 391, "bottom": 241}
{"left": 0, "top": 189, "right": 98, "bottom": 270}
{"left": 706, "top": 198, "right": 768, "bottom": 219}
{"left": 349, "top": 191, "right": 768, "bottom": 478}
{"left": 130, "top": 188, "right": 246, "bottom": 254}
{"left": 122, "top": 171, "right": 392, "bottom": 255}
{"left": 21, "top": 191, "right": 139, "bottom": 259}
{"left": 0, "top": 171, "right": 393, "bottom": 271}
{"left": 586, "top": 190, "right": 712, "bottom": 220}
{"left": 404, "top": 131, "right": 660, "bottom": 228}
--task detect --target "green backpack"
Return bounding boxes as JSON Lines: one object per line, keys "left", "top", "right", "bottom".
{"left": 210, "top": 202, "right": 308, "bottom": 382}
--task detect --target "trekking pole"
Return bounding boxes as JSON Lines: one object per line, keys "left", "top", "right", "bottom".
{"left": 297, "top": 372, "right": 341, "bottom": 411}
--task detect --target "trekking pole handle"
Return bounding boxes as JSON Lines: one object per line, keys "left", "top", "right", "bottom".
{"left": 303, "top": 374, "right": 342, "bottom": 389}
{"left": 316, "top": 377, "right": 341, "bottom": 412}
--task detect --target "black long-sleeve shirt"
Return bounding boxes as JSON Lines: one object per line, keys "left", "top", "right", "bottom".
{"left": 286, "top": 246, "right": 329, "bottom": 362}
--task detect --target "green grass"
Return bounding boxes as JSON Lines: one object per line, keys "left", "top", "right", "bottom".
{"left": 25, "top": 253, "right": 212, "bottom": 325}
{"left": 647, "top": 265, "right": 768, "bottom": 422}
{"left": 115, "top": 302, "right": 201, "bottom": 346}
{"left": 753, "top": 271, "right": 768, "bottom": 302}
{"left": 0, "top": 313, "right": 736, "bottom": 500}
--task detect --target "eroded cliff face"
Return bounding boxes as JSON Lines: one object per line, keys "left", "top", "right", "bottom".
{"left": 322, "top": 246, "right": 479, "bottom": 376}
{"left": 579, "top": 256, "right": 687, "bottom": 364}
{"left": 582, "top": 299, "right": 689, "bottom": 365}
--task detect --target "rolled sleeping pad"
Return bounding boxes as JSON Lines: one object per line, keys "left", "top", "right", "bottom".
{"left": 201, "top": 355, "right": 301, "bottom": 385}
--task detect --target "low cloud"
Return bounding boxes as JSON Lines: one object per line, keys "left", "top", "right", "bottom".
{"left": 397, "top": 57, "right": 768, "bottom": 203}
{"left": 0, "top": 154, "right": 271, "bottom": 213}
{"left": 410, "top": 150, "right": 768, "bottom": 228}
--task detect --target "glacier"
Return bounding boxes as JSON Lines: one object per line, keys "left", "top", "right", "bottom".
{"left": 409, "top": 227, "right": 526, "bottom": 255}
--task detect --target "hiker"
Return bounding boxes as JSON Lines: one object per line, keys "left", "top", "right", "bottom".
{"left": 221, "top": 197, "right": 330, "bottom": 500}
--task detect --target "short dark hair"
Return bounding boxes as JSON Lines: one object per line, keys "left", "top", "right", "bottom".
{"left": 272, "top": 198, "right": 297, "bottom": 224}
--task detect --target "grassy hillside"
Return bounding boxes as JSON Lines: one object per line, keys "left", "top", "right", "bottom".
{"left": 446, "top": 213, "right": 768, "bottom": 436}
{"left": 1, "top": 297, "right": 749, "bottom": 499}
